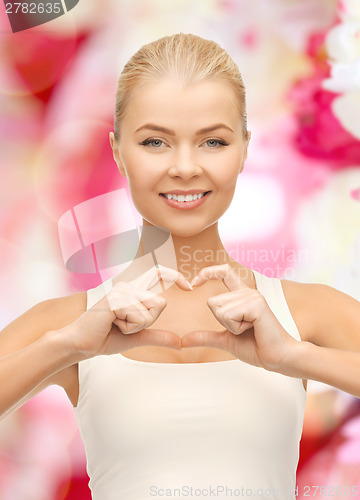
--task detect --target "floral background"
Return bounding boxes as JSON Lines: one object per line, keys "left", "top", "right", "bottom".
{"left": 0, "top": 0, "right": 360, "bottom": 498}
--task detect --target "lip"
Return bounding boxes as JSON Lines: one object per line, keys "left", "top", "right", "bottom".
{"left": 160, "top": 189, "right": 210, "bottom": 195}
{"left": 159, "top": 191, "right": 212, "bottom": 210}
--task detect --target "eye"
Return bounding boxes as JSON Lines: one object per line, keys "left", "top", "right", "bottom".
{"left": 204, "top": 139, "right": 229, "bottom": 148}
{"left": 139, "top": 138, "right": 165, "bottom": 148}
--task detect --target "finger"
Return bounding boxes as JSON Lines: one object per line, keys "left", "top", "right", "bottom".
{"left": 191, "top": 264, "right": 251, "bottom": 291}
{"left": 113, "top": 300, "right": 153, "bottom": 334}
{"left": 131, "top": 264, "right": 192, "bottom": 292}
{"left": 206, "top": 290, "right": 244, "bottom": 308}
{"left": 127, "top": 284, "right": 162, "bottom": 304}
{"left": 106, "top": 283, "right": 168, "bottom": 333}
{"left": 106, "top": 285, "right": 142, "bottom": 311}
{"left": 208, "top": 299, "right": 253, "bottom": 335}
{"left": 181, "top": 328, "right": 257, "bottom": 362}
{"left": 217, "top": 302, "right": 253, "bottom": 335}
{"left": 129, "top": 328, "right": 182, "bottom": 351}
{"left": 138, "top": 292, "right": 167, "bottom": 324}
{"left": 106, "top": 280, "right": 166, "bottom": 310}
{"left": 181, "top": 329, "right": 232, "bottom": 353}
{"left": 121, "top": 285, "right": 168, "bottom": 325}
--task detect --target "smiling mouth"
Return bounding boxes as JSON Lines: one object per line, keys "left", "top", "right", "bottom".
{"left": 159, "top": 191, "right": 212, "bottom": 199}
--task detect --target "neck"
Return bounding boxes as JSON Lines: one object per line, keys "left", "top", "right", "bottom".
{"left": 129, "top": 219, "right": 237, "bottom": 284}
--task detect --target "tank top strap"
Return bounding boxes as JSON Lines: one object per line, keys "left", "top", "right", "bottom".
{"left": 252, "top": 270, "right": 302, "bottom": 342}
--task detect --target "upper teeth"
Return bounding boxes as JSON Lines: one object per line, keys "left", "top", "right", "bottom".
{"left": 164, "top": 193, "right": 207, "bottom": 201}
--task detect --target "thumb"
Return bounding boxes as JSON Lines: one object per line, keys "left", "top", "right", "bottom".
{"left": 130, "top": 328, "right": 182, "bottom": 351}
{"left": 181, "top": 329, "right": 231, "bottom": 352}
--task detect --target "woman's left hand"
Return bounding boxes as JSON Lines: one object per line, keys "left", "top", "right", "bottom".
{"left": 181, "top": 264, "right": 299, "bottom": 373}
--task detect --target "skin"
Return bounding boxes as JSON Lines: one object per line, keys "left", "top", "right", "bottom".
{"left": 106, "top": 76, "right": 360, "bottom": 399}
{"left": 106, "top": 77, "right": 264, "bottom": 366}
{"left": 2, "top": 77, "right": 360, "bottom": 414}
{"left": 109, "top": 78, "right": 252, "bottom": 285}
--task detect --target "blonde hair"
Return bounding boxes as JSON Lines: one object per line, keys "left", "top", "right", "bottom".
{"left": 113, "top": 32, "right": 248, "bottom": 141}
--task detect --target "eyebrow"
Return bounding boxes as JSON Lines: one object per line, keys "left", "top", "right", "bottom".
{"left": 135, "top": 123, "right": 234, "bottom": 135}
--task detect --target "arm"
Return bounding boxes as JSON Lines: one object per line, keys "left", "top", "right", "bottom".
{"left": 0, "top": 330, "right": 78, "bottom": 419}
{"left": 280, "top": 281, "right": 360, "bottom": 398}
{"left": 0, "top": 293, "right": 86, "bottom": 419}
{"left": 0, "top": 264, "right": 186, "bottom": 419}
{"left": 283, "top": 340, "right": 360, "bottom": 398}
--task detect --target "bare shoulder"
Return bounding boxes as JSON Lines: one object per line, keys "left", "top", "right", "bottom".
{"left": 280, "top": 279, "right": 360, "bottom": 351}
{"left": 0, "top": 291, "right": 87, "bottom": 352}
{"left": 0, "top": 291, "right": 87, "bottom": 392}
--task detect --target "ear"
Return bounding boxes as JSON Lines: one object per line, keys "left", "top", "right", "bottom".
{"left": 238, "top": 130, "right": 251, "bottom": 174}
{"left": 109, "top": 131, "right": 127, "bottom": 178}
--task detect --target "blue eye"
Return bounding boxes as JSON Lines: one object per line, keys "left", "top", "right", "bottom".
{"left": 139, "top": 139, "right": 164, "bottom": 148}
{"left": 205, "top": 139, "right": 229, "bottom": 148}
{"left": 139, "top": 138, "right": 229, "bottom": 149}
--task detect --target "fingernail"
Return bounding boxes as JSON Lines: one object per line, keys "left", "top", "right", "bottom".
{"left": 185, "top": 280, "right": 193, "bottom": 290}
{"left": 190, "top": 275, "right": 199, "bottom": 287}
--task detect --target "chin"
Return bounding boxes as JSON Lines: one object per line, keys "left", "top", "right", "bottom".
{"left": 164, "top": 221, "right": 219, "bottom": 239}
{"left": 137, "top": 206, "right": 222, "bottom": 237}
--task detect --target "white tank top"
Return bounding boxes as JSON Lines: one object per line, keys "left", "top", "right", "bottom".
{"left": 74, "top": 270, "right": 307, "bottom": 500}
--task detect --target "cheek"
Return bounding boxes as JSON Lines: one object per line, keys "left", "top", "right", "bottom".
{"left": 220, "top": 170, "right": 240, "bottom": 189}
{"left": 125, "top": 166, "right": 162, "bottom": 215}
{"left": 214, "top": 162, "right": 242, "bottom": 191}
{"left": 122, "top": 152, "right": 159, "bottom": 190}
{"left": 205, "top": 149, "right": 243, "bottom": 187}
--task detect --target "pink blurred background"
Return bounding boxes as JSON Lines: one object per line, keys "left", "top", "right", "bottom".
{"left": 0, "top": 0, "right": 360, "bottom": 498}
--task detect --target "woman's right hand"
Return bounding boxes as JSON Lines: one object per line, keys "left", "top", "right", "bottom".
{"left": 58, "top": 265, "right": 192, "bottom": 360}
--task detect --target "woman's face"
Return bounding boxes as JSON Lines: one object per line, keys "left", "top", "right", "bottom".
{"left": 110, "top": 78, "right": 251, "bottom": 237}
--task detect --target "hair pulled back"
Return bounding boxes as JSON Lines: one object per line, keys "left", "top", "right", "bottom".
{"left": 113, "top": 32, "right": 248, "bottom": 141}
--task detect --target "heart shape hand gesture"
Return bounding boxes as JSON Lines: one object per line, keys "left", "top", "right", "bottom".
{"left": 73, "top": 262, "right": 299, "bottom": 372}
{"left": 181, "top": 264, "right": 299, "bottom": 373}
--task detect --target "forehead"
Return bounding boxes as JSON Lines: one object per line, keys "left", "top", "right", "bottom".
{"left": 123, "top": 78, "right": 240, "bottom": 132}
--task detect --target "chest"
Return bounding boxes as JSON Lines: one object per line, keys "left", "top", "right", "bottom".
{"left": 123, "top": 281, "right": 238, "bottom": 363}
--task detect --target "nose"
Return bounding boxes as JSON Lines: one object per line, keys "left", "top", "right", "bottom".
{"left": 168, "top": 146, "right": 203, "bottom": 180}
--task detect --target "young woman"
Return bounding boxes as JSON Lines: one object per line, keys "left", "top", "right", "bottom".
{"left": 1, "top": 33, "right": 360, "bottom": 500}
